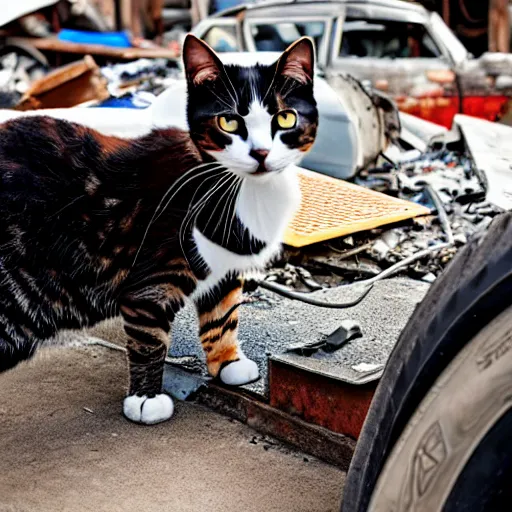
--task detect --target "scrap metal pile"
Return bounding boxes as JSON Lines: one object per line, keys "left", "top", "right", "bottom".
{"left": 264, "top": 145, "right": 504, "bottom": 293}
{"left": 0, "top": 0, "right": 183, "bottom": 110}
{"left": 101, "top": 58, "right": 180, "bottom": 97}
{"left": 0, "top": 54, "right": 181, "bottom": 110}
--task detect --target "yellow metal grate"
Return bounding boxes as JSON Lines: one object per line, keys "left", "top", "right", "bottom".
{"left": 284, "top": 168, "right": 431, "bottom": 247}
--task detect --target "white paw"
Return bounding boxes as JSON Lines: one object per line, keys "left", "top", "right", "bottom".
{"left": 220, "top": 358, "right": 259, "bottom": 386}
{"left": 123, "top": 393, "right": 174, "bottom": 425}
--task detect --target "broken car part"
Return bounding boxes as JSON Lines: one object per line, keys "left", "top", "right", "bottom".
{"left": 287, "top": 321, "right": 363, "bottom": 356}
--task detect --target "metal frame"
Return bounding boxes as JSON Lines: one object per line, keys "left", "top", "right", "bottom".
{"left": 330, "top": 13, "right": 346, "bottom": 68}
{"left": 427, "top": 11, "right": 468, "bottom": 66}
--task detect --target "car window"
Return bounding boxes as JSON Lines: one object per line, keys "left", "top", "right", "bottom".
{"left": 250, "top": 21, "right": 326, "bottom": 52}
{"left": 202, "top": 25, "right": 240, "bottom": 52}
{"left": 339, "top": 19, "right": 442, "bottom": 59}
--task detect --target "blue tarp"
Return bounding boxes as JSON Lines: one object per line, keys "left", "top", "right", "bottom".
{"left": 58, "top": 30, "right": 131, "bottom": 48}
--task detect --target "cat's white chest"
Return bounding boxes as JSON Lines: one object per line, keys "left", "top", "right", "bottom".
{"left": 192, "top": 167, "right": 300, "bottom": 298}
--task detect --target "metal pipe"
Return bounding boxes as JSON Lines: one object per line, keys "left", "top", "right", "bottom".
{"left": 425, "top": 184, "right": 455, "bottom": 245}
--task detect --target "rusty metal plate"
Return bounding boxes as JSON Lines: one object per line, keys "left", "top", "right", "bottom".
{"left": 271, "top": 353, "right": 383, "bottom": 385}
{"left": 269, "top": 358, "right": 378, "bottom": 439}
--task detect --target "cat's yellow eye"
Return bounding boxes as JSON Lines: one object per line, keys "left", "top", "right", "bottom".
{"left": 218, "top": 116, "right": 239, "bottom": 133}
{"left": 276, "top": 111, "right": 297, "bottom": 130}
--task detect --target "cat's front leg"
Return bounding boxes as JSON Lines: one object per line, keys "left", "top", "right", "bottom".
{"left": 195, "top": 275, "right": 259, "bottom": 386}
{"left": 119, "top": 299, "right": 175, "bottom": 425}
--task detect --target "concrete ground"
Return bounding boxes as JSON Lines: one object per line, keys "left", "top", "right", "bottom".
{"left": 0, "top": 345, "right": 344, "bottom": 512}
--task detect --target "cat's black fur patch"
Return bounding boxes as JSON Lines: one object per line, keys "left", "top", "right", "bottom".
{"left": 187, "top": 62, "right": 317, "bottom": 153}
{"left": 0, "top": 117, "right": 196, "bottom": 369}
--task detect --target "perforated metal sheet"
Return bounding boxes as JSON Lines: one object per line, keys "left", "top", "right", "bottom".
{"left": 284, "top": 168, "right": 431, "bottom": 247}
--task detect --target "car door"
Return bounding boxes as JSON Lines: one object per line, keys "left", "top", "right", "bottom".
{"left": 331, "top": 4, "right": 461, "bottom": 128}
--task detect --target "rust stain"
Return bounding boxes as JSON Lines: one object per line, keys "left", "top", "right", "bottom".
{"left": 269, "top": 359, "right": 377, "bottom": 439}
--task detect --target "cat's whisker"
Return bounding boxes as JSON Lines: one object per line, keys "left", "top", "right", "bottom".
{"left": 181, "top": 173, "right": 235, "bottom": 239}
{"left": 179, "top": 173, "right": 236, "bottom": 265}
{"left": 148, "top": 163, "right": 224, "bottom": 231}
{"left": 219, "top": 75, "right": 239, "bottom": 107}
{"left": 48, "top": 194, "right": 87, "bottom": 219}
{"left": 188, "top": 170, "right": 230, "bottom": 210}
{"left": 219, "top": 178, "right": 242, "bottom": 246}
{"left": 204, "top": 175, "right": 240, "bottom": 237}
{"left": 131, "top": 164, "right": 223, "bottom": 268}
{"left": 131, "top": 162, "right": 225, "bottom": 268}
{"left": 218, "top": 180, "right": 238, "bottom": 247}
{"left": 180, "top": 175, "right": 232, "bottom": 243}
{"left": 208, "top": 85, "right": 235, "bottom": 111}
{"left": 262, "top": 65, "right": 282, "bottom": 103}
{"left": 153, "top": 163, "right": 226, "bottom": 222}
{"left": 204, "top": 177, "right": 238, "bottom": 246}
{"left": 210, "top": 176, "right": 243, "bottom": 250}
{"left": 190, "top": 171, "right": 234, "bottom": 217}
{"left": 225, "top": 181, "right": 243, "bottom": 247}
{"left": 280, "top": 77, "right": 301, "bottom": 99}
{"left": 209, "top": 91, "right": 233, "bottom": 111}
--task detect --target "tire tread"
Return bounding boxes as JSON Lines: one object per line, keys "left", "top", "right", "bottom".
{"left": 342, "top": 213, "right": 512, "bottom": 511}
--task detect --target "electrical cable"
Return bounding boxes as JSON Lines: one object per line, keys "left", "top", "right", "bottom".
{"left": 256, "top": 279, "right": 374, "bottom": 309}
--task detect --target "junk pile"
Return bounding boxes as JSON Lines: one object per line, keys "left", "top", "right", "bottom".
{"left": 262, "top": 143, "right": 504, "bottom": 293}
{"left": 15, "top": 55, "right": 109, "bottom": 110}
{"left": 1, "top": 53, "right": 181, "bottom": 110}
{"left": 0, "top": 0, "right": 182, "bottom": 108}
{"left": 101, "top": 58, "right": 180, "bottom": 98}
{"left": 0, "top": 49, "right": 48, "bottom": 108}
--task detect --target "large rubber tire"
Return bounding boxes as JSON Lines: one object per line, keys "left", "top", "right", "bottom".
{"left": 342, "top": 212, "right": 512, "bottom": 511}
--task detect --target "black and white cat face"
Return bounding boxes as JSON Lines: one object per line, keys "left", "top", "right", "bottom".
{"left": 183, "top": 35, "right": 318, "bottom": 178}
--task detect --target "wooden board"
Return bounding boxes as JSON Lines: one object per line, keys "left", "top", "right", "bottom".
{"left": 8, "top": 36, "right": 179, "bottom": 61}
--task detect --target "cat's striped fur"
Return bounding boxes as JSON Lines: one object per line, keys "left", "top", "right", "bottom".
{"left": 0, "top": 35, "right": 317, "bottom": 424}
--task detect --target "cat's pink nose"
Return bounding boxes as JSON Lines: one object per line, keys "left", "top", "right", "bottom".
{"left": 250, "top": 149, "right": 269, "bottom": 164}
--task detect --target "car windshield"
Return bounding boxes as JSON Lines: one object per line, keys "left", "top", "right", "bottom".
{"left": 250, "top": 21, "right": 326, "bottom": 52}
{"left": 340, "top": 19, "right": 442, "bottom": 59}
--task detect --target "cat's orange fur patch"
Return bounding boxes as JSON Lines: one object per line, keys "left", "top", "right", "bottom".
{"left": 93, "top": 131, "right": 132, "bottom": 155}
{"left": 206, "top": 343, "right": 239, "bottom": 375}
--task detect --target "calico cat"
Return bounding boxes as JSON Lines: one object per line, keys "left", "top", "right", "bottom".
{"left": 0, "top": 35, "right": 317, "bottom": 424}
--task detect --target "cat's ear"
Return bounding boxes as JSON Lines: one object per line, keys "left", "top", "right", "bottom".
{"left": 183, "top": 34, "right": 224, "bottom": 85}
{"left": 277, "top": 37, "right": 315, "bottom": 84}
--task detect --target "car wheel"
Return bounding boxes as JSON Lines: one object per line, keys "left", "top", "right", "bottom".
{"left": 342, "top": 212, "right": 512, "bottom": 511}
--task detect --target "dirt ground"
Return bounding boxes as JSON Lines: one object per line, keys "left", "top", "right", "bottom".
{"left": 0, "top": 345, "right": 344, "bottom": 512}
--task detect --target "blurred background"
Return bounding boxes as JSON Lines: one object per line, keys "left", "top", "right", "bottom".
{"left": 2, "top": 0, "right": 511, "bottom": 127}
{"left": 90, "top": 0, "right": 511, "bottom": 56}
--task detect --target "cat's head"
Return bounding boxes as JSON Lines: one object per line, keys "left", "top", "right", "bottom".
{"left": 183, "top": 34, "right": 318, "bottom": 178}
